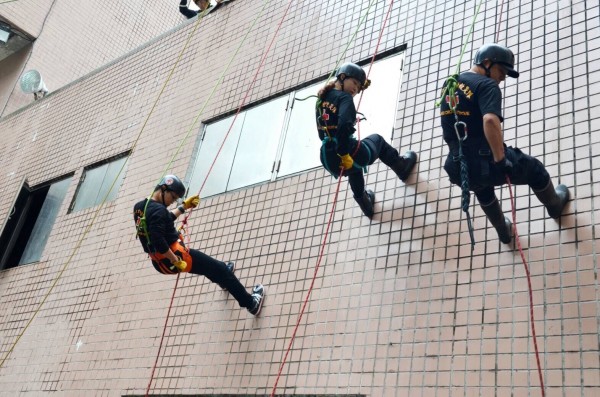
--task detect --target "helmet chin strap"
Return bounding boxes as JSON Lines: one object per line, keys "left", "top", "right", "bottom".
{"left": 482, "top": 62, "right": 493, "bottom": 78}
{"left": 161, "top": 187, "right": 168, "bottom": 206}
{"left": 338, "top": 76, "right": 346, "bottom": 92}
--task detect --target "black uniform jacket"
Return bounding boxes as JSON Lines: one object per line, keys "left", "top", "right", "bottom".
{"left": 439, "top": 71, "right": 504, "bottom": 186}
{"left": 316, "top": 89, "right": 361, "bottom": 177}
{"left": 133, "top": 198, "right": 179, "bottom": 254}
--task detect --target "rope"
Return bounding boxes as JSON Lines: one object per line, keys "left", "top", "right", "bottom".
{"left": 495, "top": 1, "right": 545, "bottom": 395}
{"left": 193, "top": 0, "right": 295, "bottom": 197}
{"left": 351, "top": 0, "right": 394, "bottom": 156}
{"left": 433, "top": 0, "right": 485, "bottom": 250}
{"left": 457, "top": 133, "right": 475, "bottom": 249}
{"left": 269, "top": 171, "right": 345, "bottom": 397}
{"left": 495, "top": 0, "right": 506, "bottom": 43}
{"left": 269, "top": 1, "right": 390, "bottom": 395}
{"left": 0, "top": 6, "right": 214, "bottom": 371}
{"left": 506, "top": 177, "right": 546, "bottom": 397}
{"left": 143, "top": 1, "right": 272, "bottom": 394}
{"left": 144, "top": 272, "right": 182, "bottom": 397}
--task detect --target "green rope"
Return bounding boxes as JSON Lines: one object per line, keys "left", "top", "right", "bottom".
{"left": 434, "top": 0, "right": 485, "bottom": 251}
{"left": 435, "top": 0, "right": 485, "bottom": 109}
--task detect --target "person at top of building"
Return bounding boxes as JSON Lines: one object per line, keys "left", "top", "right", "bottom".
{"left": 133, "top": 175, "right": 264, "bottom": 315}
{"left": 439, "top": 43, "right": 570, "bottom": 244}
{"left": 178, "top": 0, "right": 223, "bottom": 19}
{"left": 315, "top": 62, "right": 418, "bottom": 218}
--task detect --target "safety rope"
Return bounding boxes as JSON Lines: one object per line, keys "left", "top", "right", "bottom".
{"left": 269, "top": 171, "right": 345, "bottom": 397}
{"left": 506, "top": 177, "right": 546, "bottom": 396}
{"left": 269, "top": 1, "right": 390, "bottom": 395}
{"left": 143, "top": 1, "right": 272, "bottom": 395}
{"left": 495, "top": 0, "right": 545, "bottom": 394}
{"left": 0, "top": 6, "right": 214, "bottom": 371}
{"left": 434, "top": 0, "right": 485, "bottom": 250}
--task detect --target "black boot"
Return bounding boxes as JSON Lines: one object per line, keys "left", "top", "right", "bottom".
{"left": 389, "top": 151, "right": 418, "bottom": 182}
{"left": 480, "top": 198, "right": 512, "bottom": 244}
{"left": 533, "top": 181, "right": 570, "bottom": 219}
{"left": 354, "top": 189, "right": 375, "bottom": 218}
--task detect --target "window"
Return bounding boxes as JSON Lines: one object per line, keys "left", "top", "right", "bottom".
{"left": 0, "top": 176, "right": 71, "bottom": 269}
{"left": 69, "top": 154, "right": 129, "bottom": 213}
{"left": 188, "top": 51, "right": 405, "bottom": 197}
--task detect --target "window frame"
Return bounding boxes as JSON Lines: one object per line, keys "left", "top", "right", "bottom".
{"left": 68, "top": 151, "right": 130, "bottom": 213}
{"left": 187, "top": 45, "right": 407, "bottom": 198}
{"left": 0, "top": 174, "right": 73, "bottom": 270}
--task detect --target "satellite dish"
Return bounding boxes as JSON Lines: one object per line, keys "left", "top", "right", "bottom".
{"left": 20, "top": 70, "right": 48, "bottom": 100}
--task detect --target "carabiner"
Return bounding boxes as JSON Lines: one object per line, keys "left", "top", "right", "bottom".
{"left": 454, "top": 121, "right": 468, "bottom": 141}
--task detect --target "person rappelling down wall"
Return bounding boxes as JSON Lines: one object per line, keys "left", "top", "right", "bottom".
{"left": 440, "top": 44, "right": 570, "bottom": 244}
{"left": 134, "top": 175, "right": 265, "bottom": 315}
{"left": 316, "top": 62, "right": 418, "bottom": 218}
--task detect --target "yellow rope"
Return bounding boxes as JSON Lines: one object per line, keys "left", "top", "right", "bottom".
{"left": 0, "top": 0, "right": 267, "bottom": 367}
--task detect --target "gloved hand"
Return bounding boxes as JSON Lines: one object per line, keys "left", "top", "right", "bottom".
{"left": 183, "top": 194, "right": 200, "bottom": 209}
{"left": 493, "top": 157, "right": 513, "bottom": 177}
{"left": 339, "top": 153, "right": 354, "bottom": 170}
{"left": 171, "top": 256, "right": 187, "bottom": 271}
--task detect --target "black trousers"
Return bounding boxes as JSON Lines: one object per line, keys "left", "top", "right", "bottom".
{"left": 153, "top": 248, "right": 254, "bottom": 309}
{"left": 346, "top": 134, "right": 401, "bottom": 197}
{"left": 445, "top": 145, "right": 551, "bottom": 205}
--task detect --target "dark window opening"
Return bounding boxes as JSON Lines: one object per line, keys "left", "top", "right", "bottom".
{"left": 0, "top": 176, "right": 71, "bottom": 270}
{"left": 0, "top": 183, "right": 48, "bottom": 270}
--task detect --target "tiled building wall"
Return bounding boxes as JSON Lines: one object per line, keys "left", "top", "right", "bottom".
{"left": 0, "top": 0, "right": 598, "bottom": 396}
{"left": 0, "top": 0, "right": 54, "bottom": 37}
{"left": 0, "top": 0, "right": 186, "bottom": 116}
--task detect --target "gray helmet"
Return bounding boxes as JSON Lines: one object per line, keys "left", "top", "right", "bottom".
{"left": 157, "top": 174, "right": 186, "bottom": 198}
{"left": 336, "top": 62, "right": 371, "bottom": 90}
{"left": 474, "top": 43, "right": 519, "bottom": 78}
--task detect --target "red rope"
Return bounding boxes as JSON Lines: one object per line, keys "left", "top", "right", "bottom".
{"left": 506, "top": 176, "right": 546, "bottom": 397}
{"left": 269, "top": 173, "right": 345, "bottom": 397}
{"left": 495, "top": 0, "right": 506, "bottom": 43}
{"left": 196, "top": 2, "right": 295, "bottom": 196}
{"left": 496, "top": 3, "right": 544, "bottom": 396}
{"left": 180, "top": 0, "right": 295, "bottom": 229}
{"left": 269, "top": 2, "right": 394, "bottom": 395}
{"left": 145, "top": 1, "right": 295, "bottom": 395}
{"left": 145, "top": 273, "right": 181, "bottom": 397}
{"left": 352, "top": 0, "right": 394, "bottom": 156}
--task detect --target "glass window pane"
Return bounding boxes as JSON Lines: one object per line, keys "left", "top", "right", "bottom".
{"left": 19, "top": 178, "right": 71, "bottom": 265}
{"left": 71, "top": 163, "right": 108, "bottom": 212}
{"left": 277, "top": 83, "right": 323, "bottom": 177}
{"left": 227, "top": 96, "right": 288, "bottom": 191}
{"left": 354, "top": 54, "right": 404, "bottom": 142}
{"left": 96, "top": 156, "right": 128, "bottom": 205}
{"left": 187, "top": 114, "right": 245, "bottom": 197}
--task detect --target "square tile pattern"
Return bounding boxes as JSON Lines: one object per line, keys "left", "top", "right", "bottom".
{"left": 0, "top": 0, "right": 598, "bottom": 396}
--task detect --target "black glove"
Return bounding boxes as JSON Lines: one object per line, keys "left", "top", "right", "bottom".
{"left": 493, "top": 157, "right": 513, "bottom": 177}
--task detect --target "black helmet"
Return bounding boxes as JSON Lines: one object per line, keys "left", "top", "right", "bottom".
{"left": 336, "top": 62, "right": 371, "bottom": 90}
{"left": 157, "top": 175, "right": 186, "bottom": 198}
{"left": 474, "top": 43, "right": 519, "bottom": 78}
